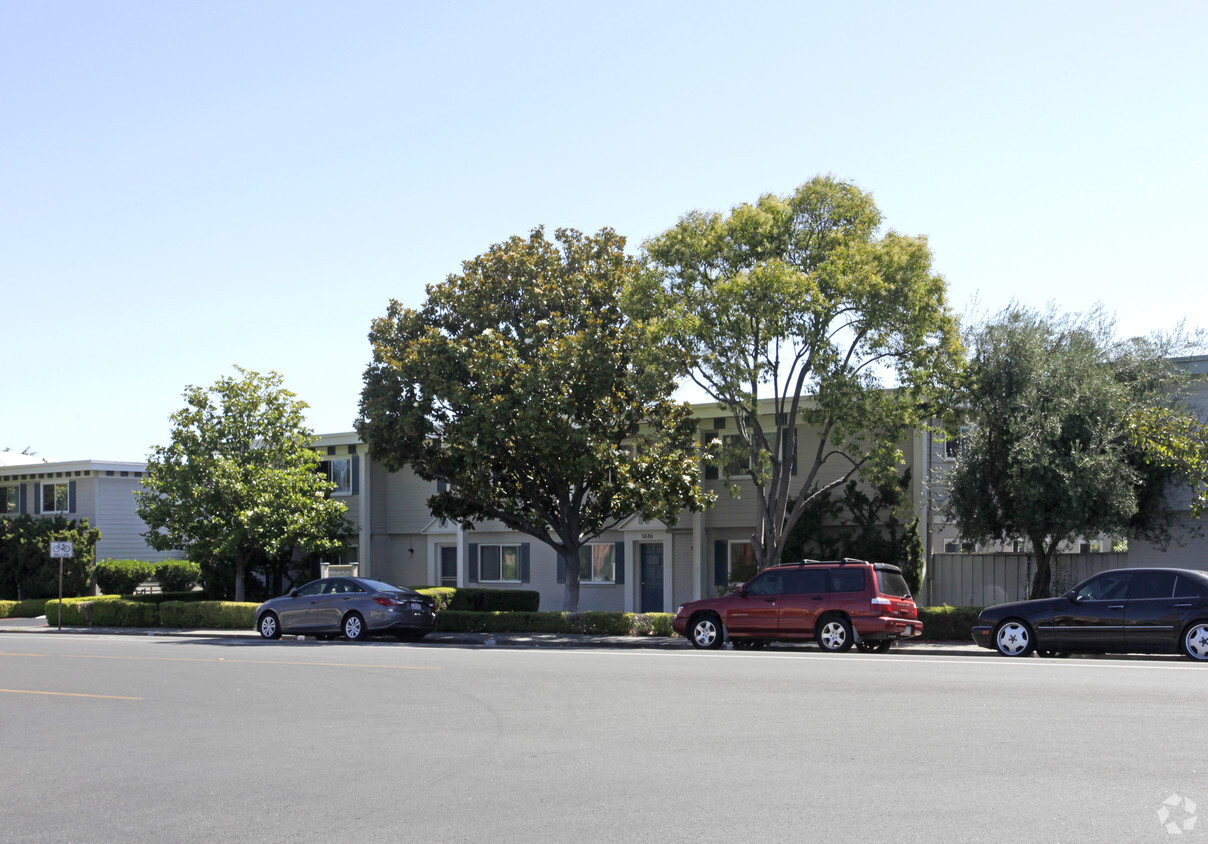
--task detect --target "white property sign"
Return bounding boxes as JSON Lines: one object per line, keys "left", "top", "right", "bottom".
{"left": 50, "top": 541, "right": 74, "bottom": 558}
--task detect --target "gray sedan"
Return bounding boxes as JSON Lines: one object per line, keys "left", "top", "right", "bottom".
{"left": 254, "top": 577, "right": 437, "bottom": 641}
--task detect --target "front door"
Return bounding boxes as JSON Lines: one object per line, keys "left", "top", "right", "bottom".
{"left": 639, "top": 543, "right": 664, "bottom": 613}
{"left": 440, "top": 546, "right": 458, "bottom": 588}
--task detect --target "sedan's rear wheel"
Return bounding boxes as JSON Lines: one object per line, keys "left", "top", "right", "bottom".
{"left": 1181, "top": 622, "right": 1208, "bottom": 661}
{"left": 688, "top": 614, "right": 723, "bottom": 650}
{"left": 994, "top": 619, "right": 1035, "bottom": 657}
{"left": 342, "top": 612, "right": 367, "bottom": 641}
{"left": 258, "top": 612, "right": 281, "bottom": 640}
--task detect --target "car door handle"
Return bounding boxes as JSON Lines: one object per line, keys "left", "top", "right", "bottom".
{"left": 1108, "top": 605, "right": 1124, "bottom": 610}
{"left": 1176, "top": 603, "right": 1194, "bottom": 608}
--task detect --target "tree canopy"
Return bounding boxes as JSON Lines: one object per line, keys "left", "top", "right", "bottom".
{"left": 942, "top": 305, "right": 1206, "bottom": 598}
{"left": 135, "top": 367, "right": 352, "bottom": 601}
{"left": 637, "top": 175, "right": 962, "bottom": 571}
{"left": 357, "top": 226, "right": 712, "bottom": 611}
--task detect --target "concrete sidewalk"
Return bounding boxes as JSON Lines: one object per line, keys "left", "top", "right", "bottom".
{"left": 0, "top": 616, "right": 985, "bottom": 655}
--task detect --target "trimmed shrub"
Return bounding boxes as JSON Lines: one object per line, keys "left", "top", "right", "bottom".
{"left": 0, "top": 598, "right": 52, "bottom": 618}
{"left": 917, "top": 605, "right": 983, "bottom": 641}
{"left": 160, "top": 601, "right": 258, "bottom": 629}
{"left": 89, "top": 599, "right": 160, "bottom": 627}
{"left": 435, "top": 610, "right": 674, "bottom": 636}
{"left": 124, "top": 591, "right": 208, "bottom": 605}
{"left": 155, "top": 560, "right": 202, "bottom": 593}
{"left": 44, "top": 595, "right": 124, "bottom": 626}
{"left": 445, "top": 588, "right": 540, "bottom": 613}
{"left": 416, "top": 587, "right": 456, "bottom": 612}
{"left": 95, "top": 559, "right": 155, "bottom": 595}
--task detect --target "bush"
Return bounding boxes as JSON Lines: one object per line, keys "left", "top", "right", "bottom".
{"left": 0, "top": 515, "right": 100, "bottom": 600}
{"left": 918, "top": 605, "right": 983, "bottom": 641}
{"left": 416, "top": 587, "right": 456, "bottom": 612}
{"left": 160, "top": 601, "right": 258, "bottom": 629}
{"left": 89, "top": 599, "right": 160, "bottom": 627}
{"left": 95, "top": 559, "right": 155, "bottom": 595}
{"left": 445, "top": 588, "right": 541, "bottom": 612}
{"left": 155, "top": 560, "right": 201, "bottom": 592}
{"left": 44, "top": 595, "right": 124, "bottom": 626}
{"left": 436, "top": 610, "right": 676, "bottom": 636}
{"left": 123, "top": 591, "right": 209, "bottom": 605}
{"left": 0, "top": 598, "right": 52, "bottom": 618}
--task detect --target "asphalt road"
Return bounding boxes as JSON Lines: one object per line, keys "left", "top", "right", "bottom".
{"left": 1, "top": 634, "right": 1204, "bottom": 843}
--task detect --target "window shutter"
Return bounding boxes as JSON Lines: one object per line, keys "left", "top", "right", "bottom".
{"left": 714, "top": 540, "right": 727, "bottom": 587}
{"left": 556, "top": 554, "right": 566, "bottom": 584}
{"left": 19, "top": 483, "right": 27, "bottom": 515}
{"left": 69, "top": 481, "right": 77, "bottom": 513}
{"left": 467, "top": 544, "right": 478, "bottom": 583}
{"left": 34, "top": 483, "right": 41, "bottom": 514}
{"left": 702, "top": 433, "right": 718, "bottom": 480}
{"left": 614, "top": 541, "right": 625, "bottom": 585}
{"left": 520, "top": 543, "right": 530, "bottom": 583}
{"left": 351, "top": 456, "right": 360, "bottom": 494}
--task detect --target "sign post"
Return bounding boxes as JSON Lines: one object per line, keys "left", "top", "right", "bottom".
{"left": 50, "top": 542, "right": 74, "bottom": 631}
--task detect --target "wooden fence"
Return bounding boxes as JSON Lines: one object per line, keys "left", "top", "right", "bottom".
{"left": 921, "top": 552, "right": 1128, "bottom": 607}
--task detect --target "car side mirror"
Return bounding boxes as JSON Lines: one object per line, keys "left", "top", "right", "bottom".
{"left": 289, "top": 589, "right": 299, "bottom": 598}
{"left": 738, "top": 588, "right": 750, "bottom": 599}
{"left": 1066, "top": 591, "right": 1079, "bottom": 603}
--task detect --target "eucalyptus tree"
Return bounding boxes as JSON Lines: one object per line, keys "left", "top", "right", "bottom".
{"left": 358, "top": 227, "right": 712, "bottom": 611}
{"left": 943, "top": 305, "right": 1206, "bottom": 598}
{"left": 638, "top": 175, "right": 962, "bottom": 571}
{"left": 136, "top": 368, "right": 352, "bottom": 601}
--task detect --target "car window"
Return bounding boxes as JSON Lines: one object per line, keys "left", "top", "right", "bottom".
{"left": 828, "top": 568, "right": 865, "bottom": 593}
{"left": 745, "top": 571, "right": 784, "bottom": 596}
{"left": 1174, "top": 575, "right": 1208, "bottom": 599}
{"left": 294, "top": 580, "right": 325, "bottom": 597}
{"left": 1127, "top": 570, "right": 1177, "bottom": 600}
{"left": 782, "top": 569, "right": 828, "bottom": 594}
{"left": 876, "top": 569, "right": 912, "bottom": 599}
{"left": 1074, "top": 572, "right": 1132, "bottom": 601}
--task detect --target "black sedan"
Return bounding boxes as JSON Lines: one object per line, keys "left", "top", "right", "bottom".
{"left": 254, "top": 576, "right": 437, "bottom": 641}
{"left": 972, "top": 567, "right": 1208, "bottom": 660}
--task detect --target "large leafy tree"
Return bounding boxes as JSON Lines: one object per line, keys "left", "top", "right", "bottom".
{"left": 357, "top": 226, "right": 712, "bottom": 611}
{"left": 943, "top": 305, "right": 1206, "bottom": 598}
{"left": 135, "top": 368, "right": 352, "bottom": 602}
{"left": 638, "top": 175, "right": 962, "bottom": 571}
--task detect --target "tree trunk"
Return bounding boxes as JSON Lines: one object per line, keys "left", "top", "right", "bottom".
{"left": 1028, "top": 535, "right": 1054, "bottom": 599}
{"left": 234, "top": 553, "right": 246, "bottom": 603}
{"left": 562, "top": 541, "right": 581, "bottom": 611}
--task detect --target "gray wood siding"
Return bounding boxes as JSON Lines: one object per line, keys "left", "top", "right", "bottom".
{"left": 94, "top": 476, "right": 184, "bottom": 562}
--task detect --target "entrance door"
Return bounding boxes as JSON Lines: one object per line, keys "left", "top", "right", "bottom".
{"left": 639, "top": 543, "right": 664, "bottom": 613}
{"left": 440, "top": 546, "right": 458, "bottom": 588}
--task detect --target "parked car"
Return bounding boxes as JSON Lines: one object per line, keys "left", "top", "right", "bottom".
{"left": 971, "top": 567, "right": 1208, "bottom": 660}
{"left": 672, "top": 559, "right": 923, "bottom": 651}
{"left": 254, "top": 576, "right": 437, "bottom": 642}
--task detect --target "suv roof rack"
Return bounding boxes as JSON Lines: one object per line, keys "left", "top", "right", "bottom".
{"left": 786, "top": 558, "right": 868, "bottom": 567}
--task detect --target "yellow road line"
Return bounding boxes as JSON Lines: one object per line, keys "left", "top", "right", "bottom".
{"left": 0, "top": 688, "right": 142, "bottom": 700}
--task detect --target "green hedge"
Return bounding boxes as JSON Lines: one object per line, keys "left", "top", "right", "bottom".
{"left": 123, "top": 591, "right": 208, "bottom": 605}
{"left": 437, "top": 611, "right": 676, "bottom": 636}
{"left": 155, "top": 561, "right": 202, "bottom": 593}
{"left": 95, "top": 559, "right": 156, "bottom": 595}
{"left": 415, "top": 587, "right": 540, "bottom": 613}
{"left": 0, "top": 598, "right": 52, "bottom": 618}
{"left": 45, "top": 595, "right": 125, "bottom": 626}
{"left": 917, "top": 605, "right": 982, "bottom": 641}
{"left": 160, "top": 601, "right": 258, "bottom": 629}
{"left": 89, "top": 599, "right": 161, "bottom": 627}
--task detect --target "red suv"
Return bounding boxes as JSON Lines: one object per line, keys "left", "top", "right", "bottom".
{"left": 673, "top": 559, "right": 923, "bottom": 652}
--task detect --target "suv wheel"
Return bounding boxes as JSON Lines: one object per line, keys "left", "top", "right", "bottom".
{"left": 688, "top": 614, "right": 724, "bottom": 650}
{"left": 817, "top": 615, "right": 854, "bottom": 652}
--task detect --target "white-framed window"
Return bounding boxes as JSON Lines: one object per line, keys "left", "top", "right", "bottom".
{"left": 943, "top": 538, "right": 961, "bottom": 553}
{"left": 478, "top": 544, "right": 521, "bottom": 582}
{"left": 728, "top": 540, "right": 756, "bottom": 578}
{"left": 41, "top": 482, "right": 69, "bottom": 513}
{"left": 319, "top": 458, "right": 352, "bottom": 495}
{"left": 579, "top": 543, "right": 616, "bottom": 584}
{"left": 1, "top": 486, "right": 19, "bottom": 514}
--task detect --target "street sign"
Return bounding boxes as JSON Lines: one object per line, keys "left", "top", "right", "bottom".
{"left": 50, "top": 541, "right": 74, "bottom": 558}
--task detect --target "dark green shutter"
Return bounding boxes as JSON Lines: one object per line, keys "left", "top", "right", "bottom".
{"left": 68, "top": 481, "right": 76, "bottom": 513}
{"left": 34, "top": 483, "right": 41, "bottom": 514}
{"left": 351, "top": 456, "right": 360, "bottom": 494}
{"left": 520, "top": 543, "right": 530, "bottom": 583}
{"left": 19, "top": 483, "right": 27, "bottom": 514}
{"left": 467, "top": 544, "right": 478, "bottom": 583}
{"left": 614, "top": 541, "right": 625, "bottom": 584}
{"left": 714, "top": 539, "right": 727, "bottom": 587}
{"left": 702, "top": 433, "right": 718, "bottom": 480}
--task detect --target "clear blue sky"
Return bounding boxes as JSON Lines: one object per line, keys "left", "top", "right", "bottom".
{"left": 3, "top": 1, "right": 1205, "bottom": 463}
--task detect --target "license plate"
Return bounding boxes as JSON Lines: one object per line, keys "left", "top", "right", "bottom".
{"left": 903, "top": 626, "right": 913, "bottom": 635}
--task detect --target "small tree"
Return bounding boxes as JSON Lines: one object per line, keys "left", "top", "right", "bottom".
{"left": 943, "top": 305, "right": 1206, "bottom": 598}
{"left": 0, "top": 515, "right": 100, "bottom": 600}
{"left": 136, "top": 368, "right": 353, "bottom": 602}
{"left": 358, "top": 227, "right": 713, "bottom": 611}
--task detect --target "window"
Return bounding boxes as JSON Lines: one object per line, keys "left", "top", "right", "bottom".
{"left": 1074, "top": 572, "right": 1132, "bottom": 602}
{"left": 1127, "top": 570, "right": 1177, "bottom": 600}
{"left": 319, "top": 458, "right": 352, "bottom": 495}
{"left": 829, "top": 568, "right": 865, "bottom": 593}
{"left": 41, "top": 482, "right": 69, "bottom": 513}
{"left": 479, "top": 544, "right": 521, "bottom": 582}
{"left": 722, "top": 434, "right": 747, "bottom": 477}
{"left": 943, "top": 539, "right": 961, "bottom": 553}
{"left": 744, "top": 570, "right": 784, "bottom": 596}
{"left": 1, "top": 486, "right": 18, "bottom": 514}
{"left": 728, "top": 541, "right": 756, "bottom": 578}
{"left": 579, "top": 544, "right": 616, "bottom": 584}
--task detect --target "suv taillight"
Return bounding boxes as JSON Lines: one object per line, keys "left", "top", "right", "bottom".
{"left": 871, "top": 596, "right": 892, "bottom": 615}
